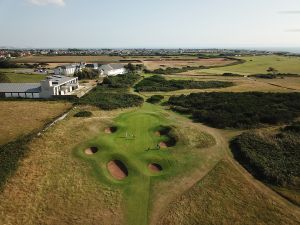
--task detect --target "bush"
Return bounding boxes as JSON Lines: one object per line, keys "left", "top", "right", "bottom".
{"left": 102, "top": 72, "right": 140, "bottom": 88}
{"left": 223, "top": 73, "right": 242, "bottom": 77}
{"left": 168, "top": 92, "right": 300, "bottom": 128}
{"left": 231, "top": 129, "right": 300, "bottom": 187}
{"left": 135, "top": 75, "right": 234, "bottom": 92}
{"left": 74, "top": 111, "right": 92, "bottom": 117}
{"left": 146, "top": 95, "right": 164, "bottom": 104}
{"left": 79, "top": 86, "right": 144, "bottom": 110}
{"left": 75, "top": 69, "right": 99, "bottom": 80}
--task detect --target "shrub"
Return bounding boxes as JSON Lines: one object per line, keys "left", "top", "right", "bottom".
{"left": 146, "top": 95, "right": 164, "bottom": 104}
{"left": 102, "top": 72, "right": 140, "bottom": 88}
{"left": 79, "top": 86, "right": 144, "bottom": 110}
{"left": 75, "top": 69, "right": 99, "bottom": 80}
{"left": 74, "top": 111, "right": 92, "bottom": 117}
{"left": 168, "top": 92, "right": 300, "bottom": 128}
{"left": 231, "top": 129, "right": 300, "bottom": 187}
{"left": 135, "top": 75, "right": 234, "bottom": 92}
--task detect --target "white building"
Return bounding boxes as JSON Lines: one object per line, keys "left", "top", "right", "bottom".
{"left": 54, "top": 63, "right": 85, "bottom": 76}
{"left": 0, "top": 75, "right": 79, "bottom": 99}
{"left": 99, "top": 64, "right": 127, "bottom": 76}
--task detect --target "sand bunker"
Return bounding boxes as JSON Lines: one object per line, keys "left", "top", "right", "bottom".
{"left": 159, "top": 142, "right": 168, "bottom": 148}
{"left": 156, "top": 126, "right": 177, "bottom": 148}
{"left": 105, "top": 126, "right": 117, "bottom": 134}
{"left": 148, "top": 163, "right": 163, "bottom": 172}
{"left": 107, "top": 160, "right": 128, "bottom": 180}
{"left": 84, "top": 147, "right": 98, "bottom": 155}
{"left": 155, "top": 126, "right": 172, "bottom": 136}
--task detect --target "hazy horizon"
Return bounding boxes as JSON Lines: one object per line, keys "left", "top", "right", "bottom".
{"left": 1, "top": 0, "right": 300, "bottom": 49}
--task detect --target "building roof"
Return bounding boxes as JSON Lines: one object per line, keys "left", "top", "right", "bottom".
{"left": 43, "top": 75, "right": 77, "bottom": 86}
{"left": 99, "top": 64, "right": 125, "bottom": 72}
{"left": 0, "top": 83, "right": 41, "bottom": 93}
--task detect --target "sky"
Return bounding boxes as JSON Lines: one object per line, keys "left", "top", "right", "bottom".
{"left": 0, "top": 0, "right": 300, "bottom": 48}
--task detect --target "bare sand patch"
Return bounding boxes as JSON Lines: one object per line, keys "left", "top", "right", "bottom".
{"left": 148, "top": 163, "right": 163, "bottom": 173}
{"left": 107, "top": 160, "right": 128, "bottom": 180}
{"left": 84, "top": 147, "right": 98, "bottom": 155}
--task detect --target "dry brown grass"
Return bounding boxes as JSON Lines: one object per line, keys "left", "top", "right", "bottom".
{"left": 143, "top": 58, "right": 235, "bottom": 70}
{"left": 0, "top": 106, "right": 127, "bottom": 225}
{"left": 0, "top": 101, "right": 72, "bottom": 145}
{"left": 157, "top": 160, "right": 300, "bottom": 225}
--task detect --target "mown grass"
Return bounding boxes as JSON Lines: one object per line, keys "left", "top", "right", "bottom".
{"left": 158, "top": 160, "right": 300, "bottom": 225}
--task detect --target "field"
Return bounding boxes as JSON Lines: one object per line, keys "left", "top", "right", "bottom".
{"left": 0, "top": 104, "right": 221, "bottom": 225}
{"left": 142, "top": 58, "right": 236, "bottom": 70}
{"left": 0, "top": 69, "right": 46, "bottom": 83}
{"left": 138, "top": 75, "right": 300, "bottom": 98}
{"left": 11, "top": 55, "right": 125, "bottom": 63}
{"left": 0, "top": 54, "right": 300, "bottom": 225}
{"left": 185, "top": 55, "right": 300, "bottom": 75}
{"left": 0, "top": 101, "right": 71, "bottom": 145}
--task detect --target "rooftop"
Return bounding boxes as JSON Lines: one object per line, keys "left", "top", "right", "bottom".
{"left": 99, "top": 64, "right": 125, "bottom": 71}
{"left": 43, "top": 75, "right": 77, "bottom": 85}
{"left": 0, "top": 83, "right": 41, "bottom": 93}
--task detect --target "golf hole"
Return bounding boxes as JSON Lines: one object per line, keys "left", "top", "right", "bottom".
{"left": 107, "top": 160, "right": 128, "bottom": 180}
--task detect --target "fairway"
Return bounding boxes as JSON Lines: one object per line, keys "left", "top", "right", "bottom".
{"left": 187, "top": 55, "right": 300, "bottom": 75}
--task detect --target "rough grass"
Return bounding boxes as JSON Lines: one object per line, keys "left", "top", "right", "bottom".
{"left": 0, "top": 101, "right": 72, "bottom": 145}
{"left": 158, "top": 160, "right": 300, "bottom": 225}
{"left": 0, "top": 107, "right": 125, "bottom": 225}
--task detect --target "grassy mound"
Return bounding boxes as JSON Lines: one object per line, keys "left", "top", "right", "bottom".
{"left": 168, "top": 92, "right": 300, "bottom": 128}
{"left": 134, "top": 75, "right": 234, "bottom": 92}
{"left": 231, "top": 126, "right": 300, "bottom": 188}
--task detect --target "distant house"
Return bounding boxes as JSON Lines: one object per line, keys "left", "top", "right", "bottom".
{"left": 0, "top": 75, "right": 79, "bottom": 99}
{"left": 54, "top": 63, "right": 85, "bottom": 76}
{"left": 99, "top": 64, "right": 127, "bottom": 76}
